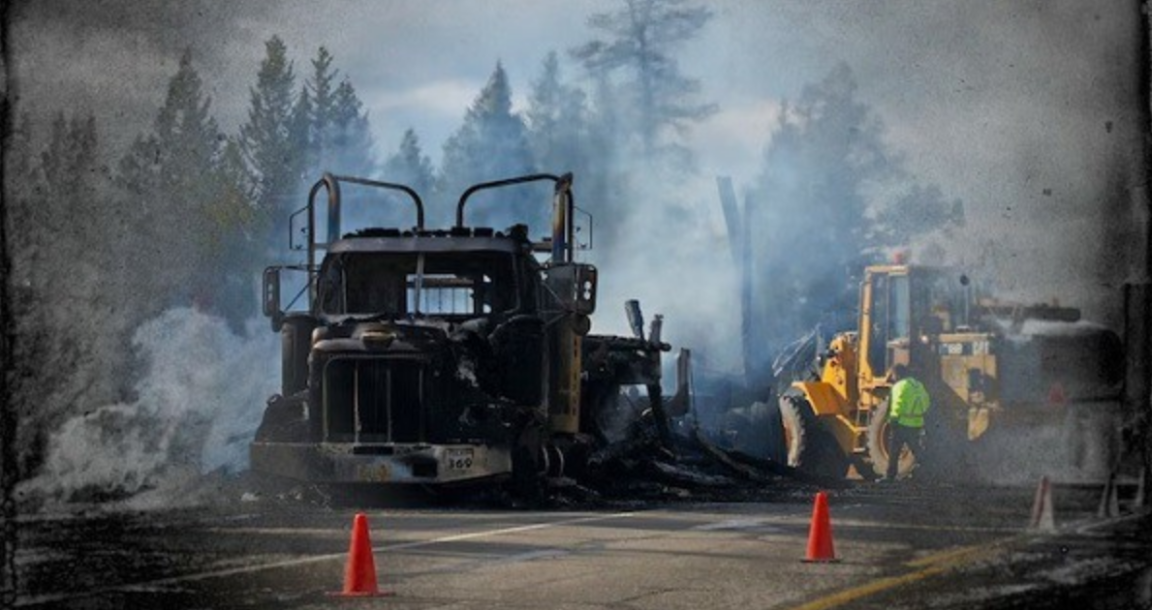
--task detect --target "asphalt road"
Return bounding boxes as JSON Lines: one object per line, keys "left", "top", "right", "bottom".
{"left": 13, "top": 481, "right": 1152, "bottom": 609}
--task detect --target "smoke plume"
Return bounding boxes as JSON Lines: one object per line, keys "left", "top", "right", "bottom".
{"left": 20, "top": 309, "right": 277, "bottom": 507}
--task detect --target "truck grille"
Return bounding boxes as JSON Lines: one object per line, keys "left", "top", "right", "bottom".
{"left": 322, "top": 358, "right": 426, "bottom": 442}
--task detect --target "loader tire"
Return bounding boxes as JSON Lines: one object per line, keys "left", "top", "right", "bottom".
{"left": 866, "top": 400, "right": 917, "bottom": 479}
{"left": 758, "top": 400, "right": 788, "bottom": 465}
{"left": 778, "top": 395, "right": 849, "bottom": 480}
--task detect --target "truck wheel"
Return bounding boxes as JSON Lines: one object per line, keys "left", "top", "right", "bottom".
{"left": 280, "top": 316, "right": 316, "bottom": 396}
{"left": 866, "top": 400, "right": 916, "bottom": 478}
{"left": 509, "top": 425, "right": 546, "bottom": 503}
{"left": 254, "top": 393, "right": 309, "bottom": 442}
{"left": 779, "top": 395, "right": 849, "bottom": 479}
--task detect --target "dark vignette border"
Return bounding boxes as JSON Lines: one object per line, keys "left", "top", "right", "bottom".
{"left": 1, "top": 0, "right": 17, "bottom": 605}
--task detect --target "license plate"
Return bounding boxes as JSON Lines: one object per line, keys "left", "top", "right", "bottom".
{"left": 445, "top": 448, "right": 475, "bottom": 470}
{"left": 357, "top": 464, "right": 390, "bottom": 482}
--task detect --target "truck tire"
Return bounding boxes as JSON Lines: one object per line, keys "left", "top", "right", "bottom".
{"left": 779, "top": 395, "right": 849, "bottom": 479}
{"left": 281, "top": 315, "right": 316, "bottom": 396}
{"left": 254, "top": 392, "right": 309, "bottom": 442}
{"left": 866, "top": 400, "right": 916, "bottom": 478}
{"left": 509, "top": 424, "right": 546, "bottom": 503}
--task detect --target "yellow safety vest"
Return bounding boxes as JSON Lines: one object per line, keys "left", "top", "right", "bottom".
{"left": 890, "top": 378, "right": 930, "bottom": 428}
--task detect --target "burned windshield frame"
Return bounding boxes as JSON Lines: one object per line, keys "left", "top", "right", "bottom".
{"left": 315, "top": 251, "right": 519, "bottom": 317}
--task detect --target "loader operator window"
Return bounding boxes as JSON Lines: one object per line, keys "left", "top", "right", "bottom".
{"left": 866, "top": 273, "right": 911, "bottom": 375}
{"left": 318, "top": 252, "right": 516, "bottom": 317}
{"left": 920, "top": 272, "right": 963, "bottom": 333}
{"left": 889, "top": 275, "right": 910, "bottom": 342}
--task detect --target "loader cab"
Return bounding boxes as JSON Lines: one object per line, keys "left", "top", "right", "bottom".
{"left": 857, "top": 265, "right": 971, "bottom": 394}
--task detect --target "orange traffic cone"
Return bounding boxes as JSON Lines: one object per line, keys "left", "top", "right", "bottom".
{"left": 802, "top": 491, "right": 839, "bottom": 563}
{"left": 331, "top": 513, "right": 393, "bottom": 597}
{"left": 1029, "top": 475, "right": 1056, "bottom": 532}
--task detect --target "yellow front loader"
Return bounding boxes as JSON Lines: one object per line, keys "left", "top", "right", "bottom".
{"left": 775, "top": 264, "right": 1124, "bottom": 480}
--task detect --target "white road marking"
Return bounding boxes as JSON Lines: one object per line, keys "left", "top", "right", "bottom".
{"left": 17, "top": 511, "right": 636, "bottom": 606}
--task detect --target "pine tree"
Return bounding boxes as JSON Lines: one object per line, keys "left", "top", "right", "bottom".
{"left": 155, "top": 52, "right": 219, "bottom": 197}
{"left": 295, "top": 47, "right": 376, "bottom": 180}
{"left": 307, "top": 46, "right": 337, "bottom": 172}
{"left": 523, "top": 51, "right": 619, "bottom": 252}
{"left": 330, "top": 78, "right": 375, "bottom": 177}
{"left": 119, "top": 49, "right": 223, "bottom": 308}
{"left": 440, "top": 62, "right": 538, "bottom": 230}
{"left": 205, "top": 137, "right": 263, "bottom": 322}
{"left": 288, "top": 87, "right": 312, "bottom": 161}
{"left": 384, "top": 129, "right": 435, "bottom": 198}
{"left": 42, "top": 113, "right": 99, "bottom": 206}
{"left": 525, "top": 51, "right": 591, "bottom": 174}
{"left": 381, "top": 128, "right": 435, "bottom": 229}
{"left": 525, "top": 52, "right": 564, "bottom": 164}
{"left": 239, "top": 36, "right": 300, "bottom": 221}
{"left": 747, "top": 63, "right": 963, "bottom": 379}
{"left": 571, "top": 0, "right": 716, "bottom": 164}
{"left": 35, "top": 112, "right": 106, "bottom": 264}
{"left": 873, "top": 185, "right": 965, "bottom": 248}
{"left": 206, "top": 138, "right": 259, "bottom": 248}
{"left": 19, "top": 112, "right": 132, "bottom": 479}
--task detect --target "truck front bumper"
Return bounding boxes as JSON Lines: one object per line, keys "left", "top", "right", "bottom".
{"left": 249, "top": 441, "right": 513, "bottom": 485}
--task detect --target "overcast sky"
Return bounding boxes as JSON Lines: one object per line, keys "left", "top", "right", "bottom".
{"left": 8, "top": 0, "right": 1148, "bottom": 327}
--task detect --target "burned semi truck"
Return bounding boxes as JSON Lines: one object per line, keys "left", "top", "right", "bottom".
{"left": 251, "top": 173, "right": 671, "bottom": 489}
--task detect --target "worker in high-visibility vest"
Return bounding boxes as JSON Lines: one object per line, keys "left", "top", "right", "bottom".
{"left": 883, "top": 363, "right": 931, "bottom": 482}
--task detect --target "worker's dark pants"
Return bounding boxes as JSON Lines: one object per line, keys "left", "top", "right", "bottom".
{"left": 886, "top": 423, "right": 923, "bottom": 480}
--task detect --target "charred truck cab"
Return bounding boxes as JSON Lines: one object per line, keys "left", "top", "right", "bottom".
{"left": 252, "top": 173, "right": 668, "bottom": 488}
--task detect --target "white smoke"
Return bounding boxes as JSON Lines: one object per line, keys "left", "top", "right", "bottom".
{"left": 22, "top": 308, "right": 278, "bottom": 505}
{"left": 583, "top": 168, "right": 744, "bottom": 375}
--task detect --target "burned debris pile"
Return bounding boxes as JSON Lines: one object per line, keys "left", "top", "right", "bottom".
{"left": 559, "top": 399, "right": 835, "bottom": 506}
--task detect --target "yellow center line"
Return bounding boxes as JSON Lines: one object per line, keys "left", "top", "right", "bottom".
{"left": 731, "top": 514, "right": 1019, "bottom": 535}
{"left": 788, "top": 535, "right": 1021, "bottom": 610}
{"left": 904, "top": 535, "right": 1017, "bottom": 568}
{"left": 834, "top": 520, "right": 1018, "bottom": 534}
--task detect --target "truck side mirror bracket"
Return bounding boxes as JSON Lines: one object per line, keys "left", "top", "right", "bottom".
{"left": 542, "top": 262, "right": 598, "bottom": 316}
{"left": 263, "top": 266, "right": 284, "bottom": 332}
{"left": 575, "top": 264, "right": 597, "bottom": 314}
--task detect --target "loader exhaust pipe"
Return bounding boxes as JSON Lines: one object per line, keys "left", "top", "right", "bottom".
{"left": 551, "top": 173, "right": 575, "bottom": 264}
